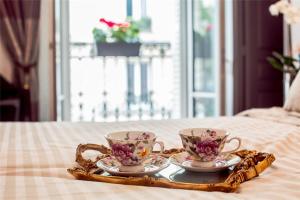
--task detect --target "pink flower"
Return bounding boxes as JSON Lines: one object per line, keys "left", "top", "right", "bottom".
{"left": 116, "top": 22, "right": 130, "bottom": 28}
{"left": 206, "top": 24, "right": 213, "bottom": 32}
{"left": 99, "top": 18, "right": 130, "bottom": 29}
{"left": 99, "top": 18, "right": 116, "bottom": 28}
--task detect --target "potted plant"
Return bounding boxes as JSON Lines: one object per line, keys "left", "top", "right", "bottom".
{"left": 92, "top": 18, "right": 141, "bottom": 57}
{"left": 268, "top": 0, "right": 300, "bottom": 85}
{"left": 267, "top": 51, "right": 300, "bottom": 85}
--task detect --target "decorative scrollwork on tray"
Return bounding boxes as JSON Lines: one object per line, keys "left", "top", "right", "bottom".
{"left": 75, "top": 144, "right": 111, "bottom": 172}
{"left": 68, "top": 143, "right": 275, "bottom": 193}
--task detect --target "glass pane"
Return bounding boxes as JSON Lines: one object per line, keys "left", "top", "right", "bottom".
{"left": 67, "top": 0, "right": 181, "bottom": 122}
{"left": 193, "top": 97, "right": 215, "bottom": 117}
{"left": 192, "top": 0, "right": 219, "bottom": 117}
{"left": 193, "top": 0, "right": 217, "bottom": 93}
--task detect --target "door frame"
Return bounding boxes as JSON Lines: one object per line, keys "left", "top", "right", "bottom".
{"left": 55, "top": 0, "right": 71, "bottom": 121}
{"left": 180, "top": 0, "right": 226, "bottom": 118}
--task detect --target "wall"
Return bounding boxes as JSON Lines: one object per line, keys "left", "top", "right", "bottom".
{"left": 233, "top": 0, "right": 284, "bottom": 113}
{"left": 291, "top": 0, "right": 300, "bottom": 54}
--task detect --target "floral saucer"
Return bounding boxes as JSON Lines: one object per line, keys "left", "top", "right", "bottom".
{"left": 97, "top": 154, "right": 170, "bottom": 176}
{"left": 170, "top": 152, "right": 241, "bottom": 173}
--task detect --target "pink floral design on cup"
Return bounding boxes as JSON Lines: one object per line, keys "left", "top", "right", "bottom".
{"left": 111, "top": 143, "right": 139, "bottom": 165}
{"left": 105, "top": 131, "right": 164, "bottom": 172}
{"left": 195, "top": 140, "right": 219, "bottom": 162}
{"left": 179, "top": 128, "right": 242, "bottom": 163}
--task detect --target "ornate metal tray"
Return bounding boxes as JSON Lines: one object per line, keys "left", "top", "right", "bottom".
{"left": 67, "top": 144, "right": 275, "bottom": 193}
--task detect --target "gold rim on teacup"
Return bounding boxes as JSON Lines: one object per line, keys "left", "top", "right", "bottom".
{"left": 179, "top": 128, "right": 241, "bottom": 167}
{"left": 105, "top": 131, "right": 164, "bottom": 172}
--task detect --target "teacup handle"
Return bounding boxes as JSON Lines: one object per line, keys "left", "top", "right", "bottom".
{"left": 221, "top": 137, "right": 242, "bottom": 155}
{"left": 154, "top": 141, "right": 165, "bottom": 154}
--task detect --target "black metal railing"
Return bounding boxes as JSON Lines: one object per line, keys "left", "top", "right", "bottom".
{"left": 70, "top": 41, "right": 173, "bottom": 121}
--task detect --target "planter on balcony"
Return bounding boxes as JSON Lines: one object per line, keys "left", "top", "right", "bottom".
{"left": 96, "top": 42, "right": 141, "bottom": 57}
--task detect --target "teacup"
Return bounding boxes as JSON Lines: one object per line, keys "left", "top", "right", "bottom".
{"left": 105, "top": 131, "right": 164, "bottom": 172}
{"left": 179, "top": 128, "right": 241, "bottom": 167}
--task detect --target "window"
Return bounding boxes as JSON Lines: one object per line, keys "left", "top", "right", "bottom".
{"left": 55, "top": 0, "right": 231, "bottom": 121}
{"left": 56, "top": 0, "right": 181, "bottom": 121}
{"left": 191, "top": 0, "right": 221, "bottom": 117}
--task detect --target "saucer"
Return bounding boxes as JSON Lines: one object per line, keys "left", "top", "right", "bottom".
{"left": 170, "top": 152, "right": 241, "bottom": 173}
{"left": 97, "top": 154, "right": 170, "bottom": 176}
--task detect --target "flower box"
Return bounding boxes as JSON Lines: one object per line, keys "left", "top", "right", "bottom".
{"left": 96, "top": 42, "right": 141, "bottom": 57}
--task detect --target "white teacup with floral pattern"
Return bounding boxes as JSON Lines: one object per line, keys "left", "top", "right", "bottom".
{"left": 105, "top": 131, "right": 164, "bottom": 172}
{"left": 179, "top": 128, "right": 241, "bottom": 167}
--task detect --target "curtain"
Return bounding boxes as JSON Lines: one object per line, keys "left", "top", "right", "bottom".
{"left": 0, "top": 0, "right": 41, "bottom": 120}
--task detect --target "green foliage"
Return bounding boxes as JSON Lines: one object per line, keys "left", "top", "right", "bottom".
{"left": 267, "top": 52, "right": 300, "bottom": 75}
{"left": 110, "top": 19, "right": 140, "bottom": 42}
{"left": 194, "top": 0, "right": 214, "bottom": 36}
{"left": 92, "top": 28, "right": 106, "bottom": 42}
{"left": 138, "top": 17, "right": 152, "bottom": 32}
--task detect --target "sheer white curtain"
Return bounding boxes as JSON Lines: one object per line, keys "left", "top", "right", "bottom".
{"left": 38, "top": 0, "right": 56, "bottom": 121}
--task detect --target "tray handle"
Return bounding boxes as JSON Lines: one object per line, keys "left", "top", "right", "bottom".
{"left": 75, "top": 144, "right": 111, "bottom": 171}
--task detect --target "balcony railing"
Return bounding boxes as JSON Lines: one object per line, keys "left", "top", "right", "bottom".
{"left": 70, "top": 41, "right": 174, "bottom": 122}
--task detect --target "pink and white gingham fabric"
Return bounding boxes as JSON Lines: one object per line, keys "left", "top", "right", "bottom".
{"left": 1, "top": 108, "right": 300, "bottom": 199}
